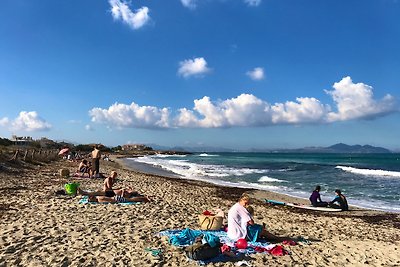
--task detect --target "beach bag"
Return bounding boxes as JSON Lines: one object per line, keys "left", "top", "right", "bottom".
{"left": 185, "top": 242, "right": 221, "bottom": 260}
{"left": 198, "top": 214, "right": 223, "bottom": 230}
{"left": 64, "top": 183, "right": 79, "bottom": 195}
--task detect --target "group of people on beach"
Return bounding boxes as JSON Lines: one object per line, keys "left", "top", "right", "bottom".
{"left": 226, "top": 186, "right": 349, "bottom": 244}
{"left": 73, "top": 149, "right": 348, "bottom": 245}
{"left": 309, "top": 185, "right": 348, "bottom": 211}
{"left": 76, "top": 145, "right": 107, "bottom": 178}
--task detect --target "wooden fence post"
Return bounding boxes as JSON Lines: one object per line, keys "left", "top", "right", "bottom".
{"left": 10, "top": 149, "right": 19, "bottom": 161}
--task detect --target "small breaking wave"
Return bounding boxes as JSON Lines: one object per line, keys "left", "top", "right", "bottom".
{"left": 336, "top": 166, "right": 400, "bottom": 178}
{"left": 258, "top": 176, "right": 286, "bottom": 183}
{"left": 198, "top": 153, "right": 219, "bottom": 157}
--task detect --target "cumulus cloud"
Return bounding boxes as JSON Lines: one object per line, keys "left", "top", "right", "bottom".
{"left": 0, "top": 117, "right": 9, "bottom": 127}
{"left": 88, "top": 77, "right": 398, "bottom": 129}
{"left": 180, "top": 0, "right": 197, "bottom": 9}
{"left": 246, "top": 67, "right": 265, "bottom": 80}
{"left": 89, "top": 102, "right": 170, "bottom": 129}
{"left": 178, "top": 57, "right": 211, "bottom": 78}
{"left": 109, "top": 0, "right": 150, "bottom": 30}
{"left": 2, "top": 111, "right": 52, "bottom": 132}
{"left": 244, "top": 0, "right": 262, "bottom": 6}
{"left": 176, "top": 94, "right": 272, "bottom": 128}
{"left": 271, "top": 97, "right": 329, "bottom": 124}
{"left": 325, "top": 76, "right": 396, "bottom": 122}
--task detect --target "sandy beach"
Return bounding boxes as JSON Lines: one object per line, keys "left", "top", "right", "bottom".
{"left": 1, "top": 157, "right": 399, "bottom": 267}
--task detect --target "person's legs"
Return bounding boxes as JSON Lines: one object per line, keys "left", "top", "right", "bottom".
{"left": 329, "top": 203, "right": 341, "bottom": 209}
{"left": 126, "top": 196, "right": 150, "bottom": 202}
{"left": 96, "top": 196, "right": 116, "bottom": 203}
{"left": 77, "top": 187, "right": 106, "bottom": 196}
{"left": 315, "top": 201, "right": 328, "bottom": 207}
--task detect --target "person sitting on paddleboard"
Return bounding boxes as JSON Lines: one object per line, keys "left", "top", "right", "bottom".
{"left": 329, "top": 189, "right": 349, "bottom": 211}
{"left": 309, "top": 185, "right": 329, "bottom": 207}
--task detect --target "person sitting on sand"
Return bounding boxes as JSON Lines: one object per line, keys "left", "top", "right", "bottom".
{"left": 77, "top": 159, "right": 91, "bottom": 177}
{"left": 329, "top": 189, "right": 349, "bottom": 211}
{"left": 87, "top": 195, "right": 150, "bottom": 203}
{"left": 227, "top": 193, "right": 282, "bottom": 242}
{"left": 103, "top": 171, "right": 118, "bottom": 197}
{"left": 309, "top": 185, "right": 329, "bottom": 207}
{"left": 77, "top": 171, "right": 135, "bottom": 197}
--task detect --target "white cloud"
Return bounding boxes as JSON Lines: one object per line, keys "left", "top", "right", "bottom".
{"left": 89, "top": 77, "right": 398, "bottom": 129}
{"left": 246, "top": 67, "right": 265, "bottom": 80}
{"left": 325, "top": 76, "right": 396, "bottom": 122}
{"left": 0, "top": 117, "right": 9, "bottom": 127}
{"left": 181, "top": 0, "right": 197, "bottom": 9}
{"left": 85, "top": 124, "right": 94, "bottom": 131}
{"left": 176, "top": 94, "right": 272, "bottom": 127}
{"left": 89, "top": 102, "right": 170, "bottom": 129}
{"left": 109, "top": 0, "right": 150, "bottom": 30}
{"left": 178, "top": 57, "right": 211, "bottom": 78}
{"left": 10, "top": 111, "right": 51, "bottom": 132}
{"left": 271, "top": 97, "right": 329, "bottom": 124}
{"left": 244, "top": 0, "right": 262, "bottom": 7}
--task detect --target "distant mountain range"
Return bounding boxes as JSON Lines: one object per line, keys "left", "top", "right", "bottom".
{"left": 149, "top": 143, "right": 392, "bottom": 153}
{"left": 263, "top": 143, "right": 392, "bottom": 153}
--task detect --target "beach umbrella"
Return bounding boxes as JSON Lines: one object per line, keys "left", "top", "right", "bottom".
{"left": 58, "top": 148, "right": 69, "bottom": 155}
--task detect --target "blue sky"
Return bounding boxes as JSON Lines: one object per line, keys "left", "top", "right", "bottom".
{"left": 0, "top": 0, "right": 399, "bottom": 150}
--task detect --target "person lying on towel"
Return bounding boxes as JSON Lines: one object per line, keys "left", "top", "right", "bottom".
{"left": 77, "top": 171, "right": 140, "bottom": 198}
{"left": 87, "top": 195, "right": 150, "bottom": 203}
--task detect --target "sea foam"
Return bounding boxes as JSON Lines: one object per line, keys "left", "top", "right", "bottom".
{"left": 336, "top": 166, "right": 400, "bottom": 178}
{"left": 258, "top": 176, "right": 286, "bottom": 183}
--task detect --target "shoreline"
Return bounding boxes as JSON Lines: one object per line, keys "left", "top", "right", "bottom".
{"left": 1, "top": 157, "right": 399, "bottom": 266}
{"left": 118, "top": 156, "right": 398, "bottom": 215}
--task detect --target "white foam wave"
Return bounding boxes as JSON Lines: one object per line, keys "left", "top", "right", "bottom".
{"left": 198, "top": 153, "right": 218, "bottom": 157}
{"left": 154, "top": 154, "right": 187, "bottom": 158}
{"left": 336, "top": 166, "right": 400, "bottom": 178}
{"left": 258, "top": 176, "right": 286, "bottom": 183}
{"left": 132, "top": 156, "right": 267, "bottom": 179}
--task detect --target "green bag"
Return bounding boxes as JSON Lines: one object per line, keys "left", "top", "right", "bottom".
{"left": 64, "top": 183, "right": 79, "bottom": 195}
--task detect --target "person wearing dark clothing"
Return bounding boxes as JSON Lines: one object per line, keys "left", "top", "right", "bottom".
{"left": 329, "top": 189, "right": 349, "bottom": 211}
{"left": 309, "top": 185, "right": 328, "bottom": 207}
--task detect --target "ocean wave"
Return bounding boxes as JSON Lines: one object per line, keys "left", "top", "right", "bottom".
{"left": 198, "top": 153, "right": 218, "bottom": 157}
{"left": 154, "top": 154, "right": 187, "bottom": 158}
{"left": 132, "top": 156, "right": 267, "bottom": 179}
{"left": 336, "top": 166, "right": 400, "bottom": 178}
{"left": 258, "top": 176, "right": 286, "bottom": 183}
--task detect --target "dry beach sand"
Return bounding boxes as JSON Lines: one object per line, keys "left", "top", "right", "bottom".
{"left": 0, "top": 156, "right": 399, "bottom": 266}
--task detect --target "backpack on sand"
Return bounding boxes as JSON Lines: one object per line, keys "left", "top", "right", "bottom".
{"left": 185, "top": 241, "right": 221, "bottom": 260}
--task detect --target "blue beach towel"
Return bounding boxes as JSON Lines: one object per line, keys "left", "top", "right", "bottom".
{"left": 78, "top": 196, "right": 141, "bottom": 205}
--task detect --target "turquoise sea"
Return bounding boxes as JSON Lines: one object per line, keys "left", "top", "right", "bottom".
{"left": 124, "top": 153, "right": 400, "bottom": 213}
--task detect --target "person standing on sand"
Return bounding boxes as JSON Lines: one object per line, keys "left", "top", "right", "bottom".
{"left": 91, "top": 145, "right": 101, "bottom": 178}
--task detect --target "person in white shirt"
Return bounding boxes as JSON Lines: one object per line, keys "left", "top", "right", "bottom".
{"left": 227, "top": 193, "right": 281, "bottom": 242}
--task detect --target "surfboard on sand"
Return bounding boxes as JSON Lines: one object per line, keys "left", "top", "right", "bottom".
{"left": 265, "top": 199, "right": 342, "bottom": 212}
